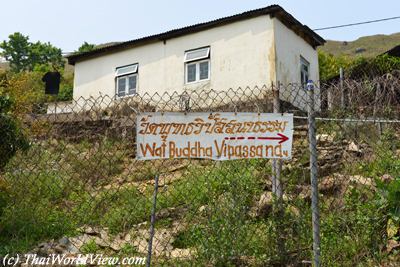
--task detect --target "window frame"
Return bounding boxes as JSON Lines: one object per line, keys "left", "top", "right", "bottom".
{"left": 300, "top": 56, "right": 310, "bottom": 87}
{"left": 115, "top": 64, "right": 138, "bottom": 77}
{"left": 184, "top": 47, "right": 211, "bottom": 85}
{"left": 184, "top": 47, "right": 210, "bottom": 63}
{"left": 115, "top": 64, "right": 138, "bottom": 98}
{"left": 185, "top": 59, "right": 210, "bottom": 85}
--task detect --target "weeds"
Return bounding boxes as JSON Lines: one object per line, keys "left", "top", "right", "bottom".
{"left": 0, "top": 133, "right": 399, "bottom": 266}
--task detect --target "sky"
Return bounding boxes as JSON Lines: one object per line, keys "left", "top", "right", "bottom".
{"left": 1, "top": 0, "right": 400, "bottom": 53}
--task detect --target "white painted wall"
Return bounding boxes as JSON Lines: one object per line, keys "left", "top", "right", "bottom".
{"left": 73, "top": 16, "right": 276, "bottom": 100}
{"left": 273, "top": 18, "right": 320, "bottom": 110}
{"left": 71, "top": 15, "right": 321, "bottom": 112}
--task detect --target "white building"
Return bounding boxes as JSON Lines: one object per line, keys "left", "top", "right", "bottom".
{"left": 61, "top": 5, "right": 324, "bottom": 112}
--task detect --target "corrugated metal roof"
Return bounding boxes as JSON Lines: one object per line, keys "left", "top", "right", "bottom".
{"left": 66, "top": 5, "right": 325, "bottom": 65}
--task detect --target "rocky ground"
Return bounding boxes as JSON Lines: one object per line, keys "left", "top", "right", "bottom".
{"left": 16, "top": 128, "right": 400, "bottom": 266}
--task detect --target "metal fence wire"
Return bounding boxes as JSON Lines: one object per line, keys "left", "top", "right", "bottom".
{"left": 1, "top": 76, "right": 400, "bottom": 266}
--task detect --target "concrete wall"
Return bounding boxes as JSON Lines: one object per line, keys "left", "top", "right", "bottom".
{"left": 73, "top": 16, "right": 276, "bottom": 100}
{"left": 273, "top": 19, "right": 320, "bottom": 110}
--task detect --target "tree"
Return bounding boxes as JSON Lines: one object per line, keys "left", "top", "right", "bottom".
{"left": 30, "top": 41, "right": 64, "bottom": 71}
{"left": 77, "top": 42, "right": 96, "bottom": 53}
{"left": 0, "top": 32, "right": 64, "bottom": 73}
{"left": 318, "top": 50, "right": 352, "bottom": 81}
{"left": 0, "top": 33, "right": 30, "bottom": 72}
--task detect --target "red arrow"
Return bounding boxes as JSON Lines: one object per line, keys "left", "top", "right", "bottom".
{"left": 257, "top": 133, "right": 289, "bottom": 144}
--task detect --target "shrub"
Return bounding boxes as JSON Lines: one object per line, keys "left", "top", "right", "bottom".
{"left": 0, "top": 93, "right": 29, "bottom": 170}
{"left": 0, "top": 169, "right": 76, "bottom": 254}
{"left": 321, "top": 187, "right": 385, "bottom": 265}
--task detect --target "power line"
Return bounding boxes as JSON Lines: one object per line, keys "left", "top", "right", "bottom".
{"left": 314, "top": 16, "right": 400, "bottom": 31}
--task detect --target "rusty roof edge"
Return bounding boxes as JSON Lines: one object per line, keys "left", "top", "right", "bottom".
{"left": 66, "top": 5, "right": 325, "bottom": 65}
{"left": 273, "top": 10, "right": 326, "bottom": 47}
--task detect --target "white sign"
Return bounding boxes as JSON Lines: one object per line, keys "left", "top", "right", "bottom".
{"left": 136, "top": 112, "right": 293, "bottom": 160}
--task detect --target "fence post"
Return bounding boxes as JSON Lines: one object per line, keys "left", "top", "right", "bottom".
{"left": 146, "top": 174, "right": 160, "bottom": 267}
{"left": 307, "top": 80, "right": 321, "bottom": 267}
{"left": 340, "top": 67, "right": 345, "bottom": 109}
{"left": 272, "top": 82, "right": 283, "bottom": 198}
{"left": 272, "top": 82, "right": 285, "bottom": 262}
{"left": 373, "top": 83, "right": 382, "bottom": 137}
{"left": 271, "top": 82, "right": 277, "bottom": 194}
{"left": 55, "top": 101, "right": 58, "bottom": 120}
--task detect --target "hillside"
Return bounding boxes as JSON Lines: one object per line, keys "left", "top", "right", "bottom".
{"left": 320, "top": 32, "right": 400, "bottom": 58}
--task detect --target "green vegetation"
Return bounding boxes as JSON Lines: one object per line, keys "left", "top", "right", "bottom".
{"left": 0, "top": 31, "right": 399, "bottom": 266}
{"left": 80, "top": 239, "right": 100, "bottom": 254}
{"left": 0, "top": 32, "right": 64, "bottom": 73}
{"left": 359, "top": 130, "right": 400, "bottom": 238}
{"left": 1, "top": 129, "right": 398, "bottom": 266}
{"left": 319, "top": 50, "right": 400, "bottom": 81}
{"left": 77, "top": 42, "right": 96, "bottom": 53}
{"left": 0, "top": 93, "right": 29, "bottom": 170}
{"left": 0, "top": 70, "right": 73, "bottom": 115}
{"left": 0, "top": 32, "right": 74, "bottom": 110}
{"left": 318, "top": 31, "right": 400, "bottom": 81}
{"left": 318, "top": 50, "right": 352, "bottom": 81}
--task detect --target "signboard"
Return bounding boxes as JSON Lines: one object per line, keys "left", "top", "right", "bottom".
{"left": 136, "top": 112, "right": 293, "bottom": 161}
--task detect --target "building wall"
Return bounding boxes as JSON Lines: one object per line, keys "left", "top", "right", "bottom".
{"left": 273, "top": 18, "right": 320, "bottom": 110}
{"left": 73, "top": 16, "right": 276, "bottom": 100}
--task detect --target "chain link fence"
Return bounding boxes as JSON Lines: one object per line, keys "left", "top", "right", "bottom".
{"left": 1, "top": 77, "right": 399, "bottom": 266}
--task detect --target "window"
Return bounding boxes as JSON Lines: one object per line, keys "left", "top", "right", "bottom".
{"left": 184, "top": 47, "right": 210, "bottom": 62}
{"left": 300, "top": 57, "right": 310, "bottom": 87}
{"left": 116, "top": 64, "right": 138, "bottom": 97}
{"left": 184, "top": 47, "right": 210, "bottom": 84}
